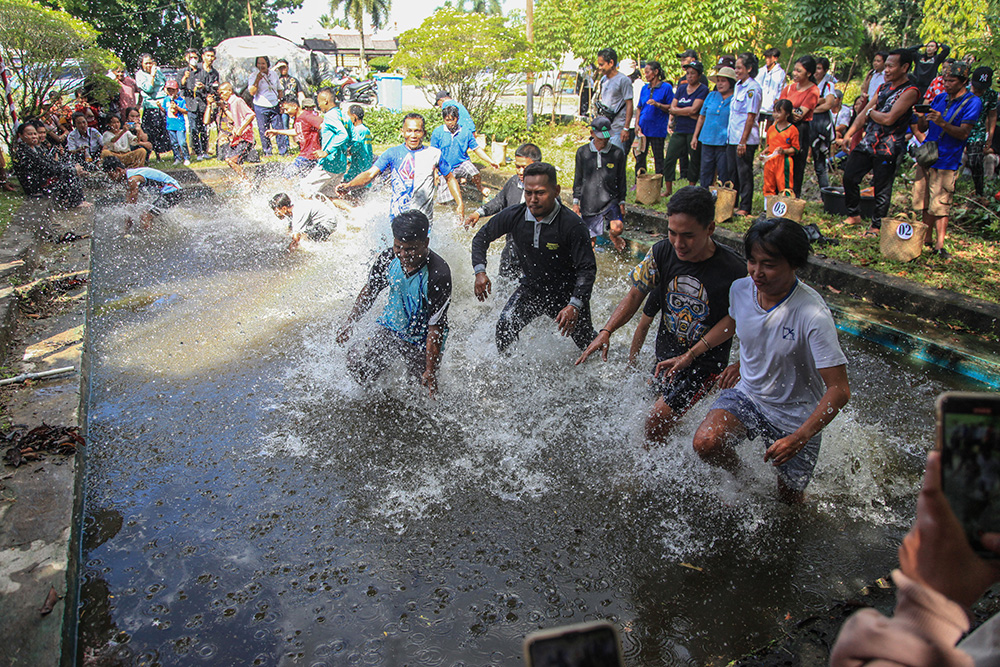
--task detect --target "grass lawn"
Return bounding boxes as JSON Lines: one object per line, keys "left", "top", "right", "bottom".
{"left": 0, "top": 189, "right": 22, "bottom": 237}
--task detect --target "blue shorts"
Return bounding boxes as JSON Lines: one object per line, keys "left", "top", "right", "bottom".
{"left": 708, "top": 388, "right": 820, "bottom": 491}
{"left": 581, "top": 201, "right": 621, "bottom": 238}
{"left": 650, "top": 362, "right": 719, "bottom": 416}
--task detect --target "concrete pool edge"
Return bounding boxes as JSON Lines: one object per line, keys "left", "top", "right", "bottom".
{"left": 0, "top": 197, "right": 91, "bottom": 667}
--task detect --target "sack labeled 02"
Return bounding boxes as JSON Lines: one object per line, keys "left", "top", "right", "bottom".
{"left": 880, "top": 214, "right": 928, "bottom": 262}
{"left": 709, "top": 180, "right": 737, "bottom": 223}
{"left": 765, "top": 188, "right": 806, "bottom": 222}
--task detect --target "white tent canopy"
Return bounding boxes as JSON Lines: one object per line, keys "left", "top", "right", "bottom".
{"left": 214, "top": 35, "right": 313, "bottom": 95}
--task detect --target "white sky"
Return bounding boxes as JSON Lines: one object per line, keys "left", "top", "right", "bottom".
{"left": 276, "top": 0, "right": 519, "bottom": 42}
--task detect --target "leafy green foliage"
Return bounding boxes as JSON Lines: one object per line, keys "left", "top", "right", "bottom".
{"left": 480, "top": 103, "right": 537, "bottom": 143}
{"left": 0, "top": 0, "right": 121, "bottom": 147}
{"left": 920, "top": 0, "right": 990, "bottom": 54}
{"left": 531, "top": 0, "right": 577, "bottom": 67}
{"left": 783, "top": 0, "right": 863, "bottom": 55}
{"left": 319, "top": 13, "right": 350, "bottom": 29}
{"left": 391, "top": 8, "right": 541, "bottom": 130}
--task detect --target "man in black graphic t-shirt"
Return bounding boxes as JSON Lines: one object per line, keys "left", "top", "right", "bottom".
{"left": 576, "top": 186, "right": 746, "bottom": 447}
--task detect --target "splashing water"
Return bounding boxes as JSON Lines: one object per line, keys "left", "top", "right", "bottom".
{"left": 80, "top": 181, "right": 987, "bottom": 666}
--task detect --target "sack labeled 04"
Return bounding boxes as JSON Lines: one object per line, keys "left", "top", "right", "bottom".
{"left": 880, "top": 213, "right": 928, "bottom": 262}
{"left": 764, "top": 189, "right": 806, "bottom": 222}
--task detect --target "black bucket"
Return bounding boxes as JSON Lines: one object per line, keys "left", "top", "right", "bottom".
{"left": 820, "top": 186, "right": 876, "bottom": 219}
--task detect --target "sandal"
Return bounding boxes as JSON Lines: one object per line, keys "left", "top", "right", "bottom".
{"left": 861, "top": 228, "right": 879, "bottom": 238}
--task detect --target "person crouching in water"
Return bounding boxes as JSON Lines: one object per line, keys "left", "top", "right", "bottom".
{"left": 655, "top": 218, "right": 850, "bottom": 503}
{"left": 102, "top": 156, "right": 182, "bottom": 231}
{"left": 269, "top": 192, "right": 338, "bottom": 250}
{"left": 337, "top": 210, "right": 451, "bottom": 397}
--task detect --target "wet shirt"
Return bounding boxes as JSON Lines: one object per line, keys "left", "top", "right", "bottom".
{"left": 672, "top": 82, "right": 708, "bottom": 134}
{"left": 858, "top": 81, "right": 919, "bottom": 158}
{"left": 374, "top": 144, "right": 452, "bottom": 221}
{"left": 728, "top": 77, "right": 763, "bottom": 145}
{"left": 729, "top": 278, "right": 847, "bottom": 433}
{"left": 368, "top": 248, "right": 452, "bottom": 347}
{"left": 290, "top": 201, "right": 337, "bottom": 239}
{"left": 293, "top": 111, "right": 322, "bottom": 160}
{"left": 127, "top": 167, "right": 181, "bottom": 194}
{"left": 631, "top": 240, "right": 746, "bottom": 369}
{"left": 471, "top": 202, "right": 596, "bottom": 304}
{"left": 345, "top": 123, "right": 374, "bottom": 182}
{"left": 430, "top": 123, "right": 480, "bottom": 170}
{"left": 924, "top": 90, "right": 983, "bottom": 171}
{"left": 227, "top": 96, "right": 255, "bottom": 144}
{"left": 637, "top": 82, "right": 672, "bottom": 137}
{"left": 698, "top": 91, "right": 733, "bottom": 146}
{"left": 319, "top": 107, "right": 351, "bottom": 175}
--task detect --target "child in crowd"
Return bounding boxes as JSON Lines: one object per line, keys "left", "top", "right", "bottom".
{"left": 762, "top": 99, "right": 799, "bottom": 197}
{"left": 344, "top": 105, "right": 374, "bottom": 185}
{"left": 163, "top": 79, "right": 190, "bottom": 165}
{"left": 269, "top": 192, "right": 339, "bottom": 250}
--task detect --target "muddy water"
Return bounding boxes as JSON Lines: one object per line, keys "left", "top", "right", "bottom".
{"left": 79, "top": 185, "right": 985, "bottom": 666}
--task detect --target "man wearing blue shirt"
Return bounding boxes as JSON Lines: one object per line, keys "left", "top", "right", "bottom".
{"left": 337, "top": 113, "right": 463, "bottom": 221}
{"left": 912, "top": 60, "right": 983, "bottom": 258}
{"left": 430, "top": 105, "right": 499, "bottom": 203}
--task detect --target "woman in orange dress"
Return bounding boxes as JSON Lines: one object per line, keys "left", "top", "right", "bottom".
{"left": 763, "top": 99, "right": 800, "bottom": 196}
{"left": 778, "top": 55, "right": 820, "bottom": 196}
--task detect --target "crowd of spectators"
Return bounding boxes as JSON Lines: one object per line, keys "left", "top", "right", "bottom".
{"left": 598, "top": 42, "right": 996, "bottom": 257}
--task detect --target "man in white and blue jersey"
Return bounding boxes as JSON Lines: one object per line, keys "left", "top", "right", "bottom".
{"left": 102, "top": 156, "right": 182, "bottom": 230}
{"left": 336, "top": 210, "right": 452, "bottom": 396}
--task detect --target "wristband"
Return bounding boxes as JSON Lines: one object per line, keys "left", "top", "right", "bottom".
{"left": 600, "top": 328, "right": 611, "bottom": 335}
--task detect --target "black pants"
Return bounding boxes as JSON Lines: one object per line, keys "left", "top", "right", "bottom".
{"left": 635, "top": 136, "right": 666, "bottom": 176}
{"left": 496, "top": 286, "right": 596, "bottom": 353}
{"left": 791, "top": 121, "right": 810, "bottom": 197}
{"left": 664, "top": 132, "right": 700, "bottom": 183}
{"left": 842, "top": 149, "right": 899, "bottom": 228}
{"left": 967, "top": 141, "right": 987, "bottom": 196}
{"left": 726, "top": 143, "right": 757, "bottom": 212}
{"left": 188, "top": 105, "right": 208, "bottom": 156}
{"left": 622, "top": 128, "right": 636, "bottom": 162}
{"left": 142, "top": 107, "right": 172, "bottom": 154}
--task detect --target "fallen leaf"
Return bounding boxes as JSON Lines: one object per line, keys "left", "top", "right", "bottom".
{"left": 40, "top": 586, "right": 59, "bottom": 615}
{"left": 679, "top": 562, "right": 703, "bottom": 572}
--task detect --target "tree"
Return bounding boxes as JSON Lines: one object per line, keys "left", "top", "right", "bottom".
{"left": 328, "top": 0, "right": 391, "bottom": 72}
{"left": 532, "top": 0, "right": 577, "bottom": 66}
{"left": 318, "top": 13, "right": 350, "bottom": 30}
{"left": 391, "top": 8, "right": 541, "bottom": 129}
{"left": 0, "top": 0, "right": 120, "bottom": 148}
{"left": 459, "top": 0, "right": 502, "bottom": 14}
{"left": 920, "top": 0, "right": 990, "bottom": 54}
{"left": 782, "top": 0, "right": 863, "bottom": 64}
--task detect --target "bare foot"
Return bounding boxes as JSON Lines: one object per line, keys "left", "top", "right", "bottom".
{"left": 1, "top": 182, "right": 15, "bottom": 192}
{"left": 611, "top": 235, "right": 627, "bottom": 253}
{"left": 842, "top": 215, "right": 862, "bottom": 226}
{"left": 735, "top": 209, "right": 749, "bottom": 217}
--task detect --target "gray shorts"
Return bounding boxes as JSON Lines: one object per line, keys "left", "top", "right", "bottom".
{"left": 581, "top": 201, "right": 621, "bottom": 238}
{"left": 437, "top": 160, "right": 479, "bottom": 203}
{"left": 709, "top": 388, "right": 820, "bottom": 491}
{"left": 346, "top": 325, "right": 426, "bottom": 386}
{"left": 299, "top": 164, "right": 342, "bottom": 198}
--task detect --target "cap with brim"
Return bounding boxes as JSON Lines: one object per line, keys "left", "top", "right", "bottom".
{"left": 590, "top": 116, "right": 612, "bottom": 139}
{"left": 709, "top": 66, "right": 737, "bottom": 83}
{"left": 276, "top": 60, "right": 288, "bottom": 66}
{"left": 435, "top": 90, "right": 450, "bottom": 104}
{"left": 682, "top": 61, "right": 705, "bottom": 75}
{"left": 676, "top": 49, "right": 698, "bottom": 60}
{"left": 942, "top": 60, "right": 971, "bottom": 80}
{"left": 972, "top": 65, "right": 993, "bottom": 89}
{"left": 165, "top": 79, "right": 179, "bottom": 89}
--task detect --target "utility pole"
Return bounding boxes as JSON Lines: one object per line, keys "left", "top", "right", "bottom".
{"left": 525, "top": 0, "right": 534, "bottom": 128}
{"left": 247, "top": 0, "right": 255, "bottom": 35}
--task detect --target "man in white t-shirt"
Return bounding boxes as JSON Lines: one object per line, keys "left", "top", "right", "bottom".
{"left": 595, "top": 47, "right": 633, "bottom": 151}
{"left": 655, "top": 218, "right": 850, "bottom": 503}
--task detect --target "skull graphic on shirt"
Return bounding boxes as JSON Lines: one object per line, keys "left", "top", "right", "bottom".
{"left": 665, "top": 275, "right": 709, "bottom": 345}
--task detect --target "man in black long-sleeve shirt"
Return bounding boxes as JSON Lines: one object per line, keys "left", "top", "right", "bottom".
{"left": 464, "top": 142, "right": 542, "bottom": 279}
{"left": 472, "top": 162, "right": 598, "bottom": 353}
{"left": 573, "top": 116, "right": 627, "bottom": 251}
{"left": 907, "top": 41, "right": 950, "bottom": 97}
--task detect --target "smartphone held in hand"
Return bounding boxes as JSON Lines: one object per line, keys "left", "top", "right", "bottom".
{"left": 936, "top": 391, "right": 1000, "bottom": 558}
{"left": 524, "top": 620, "right": 624, "bottom": 667}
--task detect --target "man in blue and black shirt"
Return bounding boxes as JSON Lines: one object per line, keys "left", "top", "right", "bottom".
{"left": 337, "top": 210, "right": 452, "bottom": 396}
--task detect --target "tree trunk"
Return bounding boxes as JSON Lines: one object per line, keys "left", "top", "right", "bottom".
{"left": 358, "top": 26, "right": 367, "bottom": 76}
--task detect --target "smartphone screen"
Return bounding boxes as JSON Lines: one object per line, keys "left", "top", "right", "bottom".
{"left": 524, "top": 621, "right": 624, "bottom": 667}
{"left": 938, "top": 392, "right": 1000, "bottom": 557}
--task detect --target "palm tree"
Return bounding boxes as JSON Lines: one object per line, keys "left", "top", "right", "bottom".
{"left": 328, "top": 0, "right": 391, "bottom": 73}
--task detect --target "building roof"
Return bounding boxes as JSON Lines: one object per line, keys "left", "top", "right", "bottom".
{"left": 303, "top": 35, "right": 398, "bottom": 57}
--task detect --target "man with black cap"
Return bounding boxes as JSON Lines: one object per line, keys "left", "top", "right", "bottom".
{"left": 967, "top": 66, "right": 997, "bottom": 197}
{"left": 472, "top": 162, "right": 598, "bottom": 354}
{"left": 573, "top": 116, "right": 627, "bottom": 251}
{"left": 434, "top": 91, "right": 475, "bottom": 132}
{"left": 337, "top": 209, "right": 452, "bottom": 396}
{"left": 677, "top": 49, "right": 709, "bottom": 87}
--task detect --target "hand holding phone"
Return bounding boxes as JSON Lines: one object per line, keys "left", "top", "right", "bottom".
{"left": 937, "top": 392, "right": 1000, "bottom": 558}
{"left": 914, "top": 104, "right": 932, "bottom": 114}
{"left": 524, "top": 621, "right": 624, "bottom": 667}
